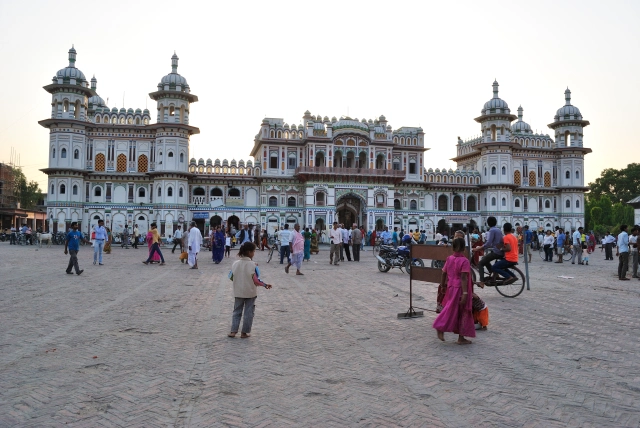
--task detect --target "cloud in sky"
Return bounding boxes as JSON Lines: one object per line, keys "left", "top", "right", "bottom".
{"left": 1, "top": 0, "right": 638, "bottom": 188}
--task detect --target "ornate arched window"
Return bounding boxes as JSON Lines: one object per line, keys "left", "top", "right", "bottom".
{"left": 410, "top": 199, "right": 417, "bottom": 210}
{"left": 94, "top": 187, "right": 102, "bottom": 197}
{"left": 138, "top": 187, "right": 145, "bottom": 198}
{"left": 514, "top": 170, "right": 521, "bottom": 185}
{"left": 61, "top": 148, "right": 67, "bottom": 158}
{"left": 491, "top": 166, "right": 496, "bottom": 175}
{"left": 438, "top": 195, "right": 448, "bottom": 211}
{"left": 228, "top": 188, "right": 240, "bottom": 197}
{"left": 72, "top": 185, "right": 78, "bottom": 195}
{"left": 566, "top": 199, "right": 571, "bottom": 208}
{"left": 316, "top": 192, "right": 325, "bottom": 206}
{"left": 528, "top": 171, "right": 536, "bottom": 187}
{"left": 269, "top": 196, "right": 278, "bottom": 207}
{"left": 515, "top": 199, "right": 521, "bottom": 208}
{"left": 59, "top": 184, "right": 66, "bottom": 194}
{"left": 453, "top": 196, "right": 462, "bottom": 211}
{"left": 394, "top": 199, "right": 401, "bottom": 209}
{"left": 491, "top": 197, "right": 497, "bottom": 206}
{"left": 501, "top": 166, "right": 506, "bottom": 175}
{"left": 467, "top": 196, "right": 477, "bottom": 212}
{"left": 288, "top": 196, "right": 296, "bottom": 207}
{"left": 167, "top": 187, "right": 173, "bottom": 197}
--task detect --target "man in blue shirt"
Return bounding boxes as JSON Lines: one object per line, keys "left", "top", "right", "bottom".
{"left": 555, "top": 228, "right": 566, "bottom": 263}
{"left": 392, "top": 227, "right": 399, "bottom": 248}
{"left": 93, "top": 220, "right": 108, "bottom": 265}
{"left": 523, "top": 225, "right": 533, "bottom": 263}
{"left": 65, "top": 222, "right": 90, "bottom": 275}
{"left": 473, "top": 216, "right": 504, "bottom": 287}
{"left": 616, "top": 224, "right": 630, "bottom": 280}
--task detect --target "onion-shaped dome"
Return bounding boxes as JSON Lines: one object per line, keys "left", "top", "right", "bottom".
{"left": 189, "top": 158, "right": 197, "bottom": 165}
{"left": 246, "top": 160, "right": 253, "bottom": 167}
{"left": 511, "top": 106, "right": 532, "bottom": 134}
{"left": 119, "top": 108, "right": 126, "bottom": 114}
{"left": 323, "top": 116, "right": 329, "bottom": 122}
{"left": 379, "top": 114, "right": 386, "bottom": 121}
{"left": 238, "top": 160, "right": 245, "bottom": 167}
{"left": 135, "top": 108, "right": 142, "bottom": 114}
{"left": 304, "top": 110, "right": 311, "bottom": 115}
{"left": 157, "top": 52, "right": 190, "bottom": 93}
{"left": 111, "top": 107, "right": 118, "bottom": 113}
{"left": 88, "top": 95, "right": 107, "bottom": 108}
{"left": 230, "top": 159, "right": 237, "bottom": 167}
{"left": 333, "top": 117, "right": 370, "bottom": 132}
{"left": 298, "top": 124, "right": 304, "bottom": 129}
{"left": 206, "top": 158, "right": 212, "bottom": 166}
{"left": 428, "top": 168, "right": 433, "bottom": 172}
{"left": 214, "top": 159, "right": 221, "bottom": 166}
{"left": 331, "top": 116, "right": 337, "bottom": 123}
{"left": 143, "top": 108, "right": 149, "bottom": 114}
{"left": 283, "top": 123, "right": 290, "bottom": 129}
{"left": 222, "top": 159, "right": 229, "bottom": 167}
{"left": 127, "top": 108, "right": 134, "bottom": 114}
{"left": 262, "top": 118, "right": 269, "bottom": 124}
{"left": 55, "top": 46, "right": 87, "bottom": 84}
{"left": 481, "top": 80, "right": 510, "bottom": 114}
{"left": 554, "top": 88, "right": 583, "bottom": 121}
{"left": 197, "top": 158, "right": 205, "bottom": 166}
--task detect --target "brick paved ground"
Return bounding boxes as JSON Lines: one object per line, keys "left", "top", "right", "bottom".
{"left": 1, "top": 241, "right": 639, "bottom": 427}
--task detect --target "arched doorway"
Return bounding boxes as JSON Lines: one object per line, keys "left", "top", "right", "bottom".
{"left": 227, "top": 215, "right": 239, "bottom": 233}
{"left": 437, "top": 219, "right": 449, "bottom": 236}
{"left": 335, "top": 193, "right": 365, "bottom": 227}
{"left": 210, "top": 215, "right": 222, "bottom": 228}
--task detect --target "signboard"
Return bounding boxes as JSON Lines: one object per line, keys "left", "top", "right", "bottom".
{"left": 225, "top": 199, "right": 245, "bottom": 207}
{"left": 192, "top": 212, "right": 209, "bottom": 219}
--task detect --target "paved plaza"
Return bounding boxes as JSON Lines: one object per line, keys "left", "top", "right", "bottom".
{"left": 1, "top": 242, "right": 639, "bottom": 427}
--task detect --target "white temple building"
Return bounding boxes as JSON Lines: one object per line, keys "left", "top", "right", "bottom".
{"left": 42, "top": 47, "right": 591, "bottom": 238}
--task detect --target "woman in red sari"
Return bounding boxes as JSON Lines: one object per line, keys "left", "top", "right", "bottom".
{"left": 433, "top": 238, "right": 475, "bottom": 344}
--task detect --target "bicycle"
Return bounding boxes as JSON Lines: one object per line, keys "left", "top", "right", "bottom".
{"left": 267, "top": 240, "right": 280, "bottom": 263}
{"left": 470, "top": 259, "right": 525, "bottom": 298}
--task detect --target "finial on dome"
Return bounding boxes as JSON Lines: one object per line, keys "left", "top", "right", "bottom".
{"left": 91, "top": 75, "right": 97, "bottom": 90}
{"left": 171, "top": 52, "right": 179, "bottom": 73}
{"left": 68, "top": 45, "right": 77, "bottom": 67}
{"left": 517, "top": 105, "right": 523, "bottom": 120}
{"left": 565, "top": 87, "right": 571, "bottom": 105}
{"left": 492, "top": 80, "right": 499, "bottom": 99}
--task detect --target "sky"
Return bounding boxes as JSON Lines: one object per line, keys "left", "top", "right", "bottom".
{"left": 1, "top": 0, "right": 639, "bottom": 191}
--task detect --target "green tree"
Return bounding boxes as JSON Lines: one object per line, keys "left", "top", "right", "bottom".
{"left": 588, "top": 163, "right": 640, "bottom": 203}
{"left": 590, "top": 206, "right": 602, "bottom": 228}
{"left": 12, "top": 167, "right": 41, "bottom": 210}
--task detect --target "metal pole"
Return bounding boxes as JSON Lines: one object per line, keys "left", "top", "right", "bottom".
{"left": 524, "top": 241, "right": 530, "bottom": 290}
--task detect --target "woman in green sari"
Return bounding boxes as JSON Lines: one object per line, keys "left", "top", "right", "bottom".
{"left": 309, "top": 228, "right": 319, "bottom": 255}
{"left": 303, "top": 227, "right": 312, "bottom": 261}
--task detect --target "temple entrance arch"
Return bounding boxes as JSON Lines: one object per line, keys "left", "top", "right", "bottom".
{"left": 335, "top": 192, "right": 366, "bottom": 227}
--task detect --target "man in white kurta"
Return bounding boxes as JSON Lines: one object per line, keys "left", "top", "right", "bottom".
{"left": 188, "top": 221, "right": 203, "bottom": 269}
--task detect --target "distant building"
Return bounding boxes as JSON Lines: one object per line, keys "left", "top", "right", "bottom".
{"left": 41, "top": 47, "right": 590, "bottom": 237}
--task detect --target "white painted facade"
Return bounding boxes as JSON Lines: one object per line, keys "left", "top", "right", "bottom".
{"left": 42, "top": 48, "right": 590, "bottom": 238}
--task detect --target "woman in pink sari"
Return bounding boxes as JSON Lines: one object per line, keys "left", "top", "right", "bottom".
{"left": 433, "top": 237, "right": 475, "bottom": 344}
{"left": 147, "top": 230, "right": 161, "bottom": 263}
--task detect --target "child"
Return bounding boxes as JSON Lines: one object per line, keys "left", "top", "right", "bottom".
{"left": 225, "top": 232, "right": 231, "bottom": 258}
{"left": 432, "top": 237, "right": 475, "bottom": 344}
{"left": 228, "top": 242, "right": 272, "bottom": 339}
{"left": 472, "top": 293, "right": 489, "bottom": 330}
{"left": 582, "top": 243, "right": 589, "bottom": 265}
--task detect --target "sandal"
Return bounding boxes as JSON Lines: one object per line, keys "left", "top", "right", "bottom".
{"left": 296, "top": 272, "right": 304, "bottom": 275}
{"left": 228, "top": 332, "right": 237, "bottom": 338}
{"left": 240, "top": 333, "right": 250, "bottom": 339}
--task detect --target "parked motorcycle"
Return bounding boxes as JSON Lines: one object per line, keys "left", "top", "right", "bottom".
{"left": 376, "top": 243, "right": 424, "bottom": 274}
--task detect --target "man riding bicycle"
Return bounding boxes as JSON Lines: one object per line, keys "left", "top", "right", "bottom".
{"left": 473, "top": 216, "right": 504, "bottom": 288}
{"left": 491, "top": 223, "right": 518, "bottom": 285}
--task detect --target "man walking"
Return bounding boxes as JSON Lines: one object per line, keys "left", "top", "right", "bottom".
{"left": 188, "top": 221, "right": 202, "bottom": 269}
{"left": 143, "top": 222, "right": 165, "bottom": 266}
{"left": 604, "top": 232, "right": 615, "bottom": 260}
{"left": 278, "top": 224, "right": 292, "bottom": 265}
{"left": 555, "top": 228, "right": 566, "bottom": 263}
{"left": 630, "top": 227, "right": 638, "bottom": 278}
{"left": 329, "top": 222, "right": 341, "bottom": 266}
{"left": 286, "top": 223, "right": 304, "bottom": 275}
{"left": 132, "top": 223, "right": 139, "bottom": 249}
{"left": 571, "top": 227, "right": 584, "bottom": 265}
{"left": 236, "top": 224, "right": 253, "bottom": 246}
{"left": 617, "top": 225, "right": 630, "bottom": 281}
{"left": 9, "top": 225, "right": 16, "bottom": 245}
{"left": 523, "top": 225, "right": 533, "bottom": 263}
{"left": 64, "top": 221, "right": 90, "bottom": 275}
{"left": 172, "top": 225, "right": 183, "bottom": 254}
{"left": 341, "top": 224, "right": 352, "bottom": 262}
{"left": 351, "top": 224, "right": 362, "bottom": 262}
{"left": 121, "top": 226, "right": 130, "bottom": 249}
{"left": 93, "top": 220, "right": 107, "bottom": 265}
